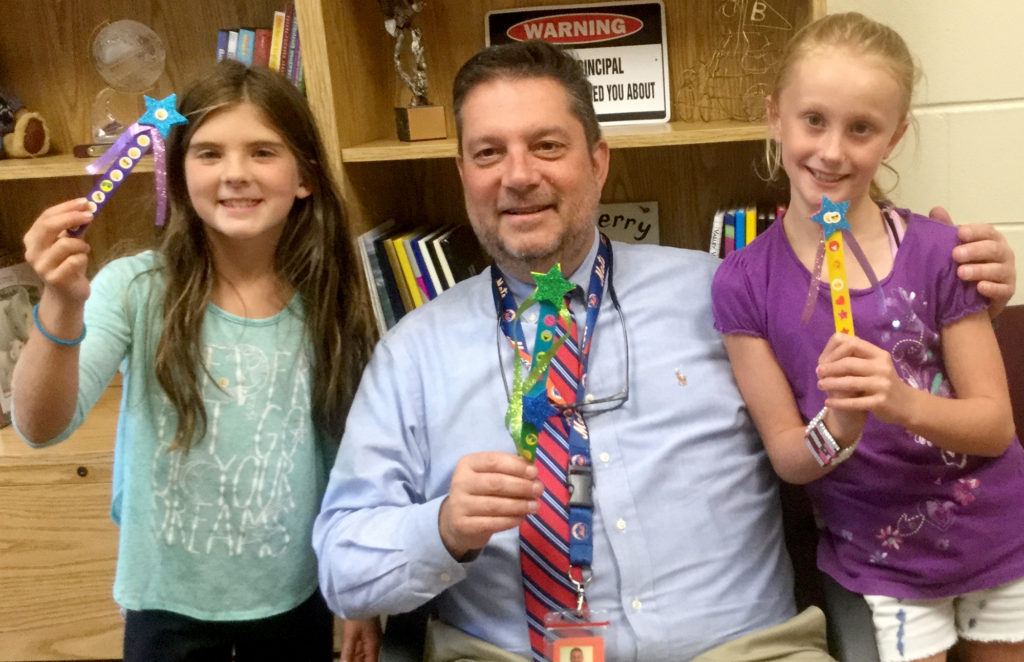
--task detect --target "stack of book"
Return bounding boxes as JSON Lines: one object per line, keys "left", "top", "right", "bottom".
{"left": 358, "top": 223, "right": 491, "bottom": 334}
{"left": 708, "top": 203, "right": 786, "bottom": 258}
{"left": 216, "top": 3, "right": 303, "bottom": 92}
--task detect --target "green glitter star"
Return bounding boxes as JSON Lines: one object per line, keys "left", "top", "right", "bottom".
{"left": 531, "top": 264, "right": 575, "bottom": 307}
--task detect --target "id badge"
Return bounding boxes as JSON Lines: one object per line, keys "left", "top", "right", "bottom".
{"left": 544, "top": 609, "right": 611, "bottom": 661}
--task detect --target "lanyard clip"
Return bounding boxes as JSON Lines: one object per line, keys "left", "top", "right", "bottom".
{"left": 567, "top": 566, "right": 593, "bottom": 613}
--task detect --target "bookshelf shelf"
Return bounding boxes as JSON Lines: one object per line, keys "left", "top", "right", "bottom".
{"left": 0, "top": 153, "right": 154, "bottom": 181}
{"left": 340, "top": 120, "right": 769, "bottom": 163}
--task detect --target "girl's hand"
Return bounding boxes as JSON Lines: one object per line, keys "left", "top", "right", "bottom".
{"left": 22, "top": 198, "right": 94, "bottom": 304}
{"left": 816, "top": 333, "right": 911, "bottom": 428}
{"left": 339, "top": 617, "right": 382, "bottom": 662}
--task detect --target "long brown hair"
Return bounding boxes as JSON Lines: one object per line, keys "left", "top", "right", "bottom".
{"left": 153, "top": 60, "right": 375, "bottom": 451}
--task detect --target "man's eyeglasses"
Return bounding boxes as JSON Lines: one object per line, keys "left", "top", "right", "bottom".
{"left": 495, "top": 286, "right": 629, "bottom": 416}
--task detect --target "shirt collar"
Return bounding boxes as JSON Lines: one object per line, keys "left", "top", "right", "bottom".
{"left": 501, "top": 228, "right": 600, "bottom": 303}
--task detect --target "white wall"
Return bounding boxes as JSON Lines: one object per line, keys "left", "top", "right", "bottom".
{"left": 828, "top": 0, "right": 1024, "bottom": 304}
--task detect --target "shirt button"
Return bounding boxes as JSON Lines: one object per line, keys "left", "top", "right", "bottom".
{"left": 616, "top": 518, "right": 627, "bottom": 531}
{"left": 631, "top": 598, "right": 642, "bottom": 611}
{"left": 599, "top": 452, "right": 610, "bottom": 464}
{"left": 440, "top": 572, "right": 451, "bottom": 583}
{"left": 219, "top": 377, "right": 229, "bottom": 387}
{"left": 584, "top": 393, "right": 595, "bottom": 403}
{"left": 524, "top": 311, "right": 538, "bottom": 323}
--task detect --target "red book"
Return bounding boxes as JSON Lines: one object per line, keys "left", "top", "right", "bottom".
{"left": 253, "top": 28, "right": 273, "bottom": 67}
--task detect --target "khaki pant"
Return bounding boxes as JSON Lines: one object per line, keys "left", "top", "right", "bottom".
{"left": 424, "top": 607, "right": 834, "bottom": 662}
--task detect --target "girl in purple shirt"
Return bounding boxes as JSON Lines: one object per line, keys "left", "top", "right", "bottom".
{"left": 712, "top": 13, "right": 1024, "bottom": 662}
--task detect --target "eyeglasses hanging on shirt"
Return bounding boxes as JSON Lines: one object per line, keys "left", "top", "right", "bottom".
{"left": 492, "top": 238, "right": 630, "bottom": 416}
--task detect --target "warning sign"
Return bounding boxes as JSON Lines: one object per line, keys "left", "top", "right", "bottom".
{"left": 486, "top": 1, "right": 669, "bottom": 125}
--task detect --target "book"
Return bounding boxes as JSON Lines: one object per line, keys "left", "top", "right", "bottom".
{"left": 381, "top": 233, "right": 414, "bottom": 315}
{"left": 0, "top": 254, "right": 43, "bottom": 427}
{"left": 392, "top": 231, "right": 424, "bottom": 308}
{"left": 216, "top": 29, "right": 229, "bottom": 62}
{"left": 595, "top": 201, "right": 659, "bottom": 244}
{"left": 429, "top": 225, "right": 456, "bottom": 291}
{"left": 401, "top": 232, "right": 430, "bottom": 304}
{"left": 284, "top": 3, "right": 299, "bottom": 83}
{"left": 373, "top": 227, "right": 406, "bottom": 324}
{"left": 253, "top": 28, "right": 273, "bottom": 68}
{"left": 236, "top": 28, "right": 256, "bottom": 66}
{"left": 734, "top": 206, "right": 747, "bottom": 250}
{"left": 416, "top": 227, "right": 448, "bottom": 299}
{"left": 278, "top": 4, "right": 295, "bottom": 74}
{"left": 357, "top": 222, "right": 397, "bottom": 335}
{"left": 226, "top": 29, "right": 239, "bottom": 61}
{"left": 709, "top": 209, "right": 725, "bottom": 257}
{"left": 723, "top": 209, "right": 736, "bottom": 255}
{"left": 268, "top": 10, "right": 287, "bottom": 72}
{"left": 408, "top": 232, "right": 435, "bottom": 301}
{"left": 437, "top": 224, "right": 490, "bottom": 284}
{"left": 744, "top": 204, "right": 757, "bottom": 247}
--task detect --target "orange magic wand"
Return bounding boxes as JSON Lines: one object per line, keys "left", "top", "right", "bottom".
{"left": 810, "top": 196, "right": 855, "bottom": 335}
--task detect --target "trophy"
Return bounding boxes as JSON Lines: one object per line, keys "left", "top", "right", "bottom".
{"left": 76, "top": 20, "right": 166, "bottom": 157}
{"left": 378, "top": 0, "right": 446, "bottom": 141}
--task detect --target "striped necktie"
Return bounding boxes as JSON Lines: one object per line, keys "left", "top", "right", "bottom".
{"left": 519, "top": 299, "right": 583, "bottom": 661}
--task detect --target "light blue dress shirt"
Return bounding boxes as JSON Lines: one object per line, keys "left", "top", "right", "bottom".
{"left": 314, "top": 232, "right": 795, "bottom": 659}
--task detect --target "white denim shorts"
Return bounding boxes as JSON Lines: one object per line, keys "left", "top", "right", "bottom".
{"left": 864, "top": 576, "right": 1024, "bottom": 662}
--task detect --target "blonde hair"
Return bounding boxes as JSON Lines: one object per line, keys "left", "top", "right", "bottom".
{"left": 764, "top": 12, "right": 919, "bottom": 201}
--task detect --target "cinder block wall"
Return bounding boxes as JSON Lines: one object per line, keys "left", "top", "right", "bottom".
{"left": 829, "top": 0, "right": 1024, "bottom": 304}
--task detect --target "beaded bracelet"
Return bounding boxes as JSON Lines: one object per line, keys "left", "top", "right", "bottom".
{"left": 804, "top": 406, "right": 860, "bottom": 467}
{"left": 32, "top": 303, "right": 86, "bottom": 347}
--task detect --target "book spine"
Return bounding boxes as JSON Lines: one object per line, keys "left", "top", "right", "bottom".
{"left": 394, "top": 234, "right": 423, "bottom": 308}
{"left": 734, "top": 206, "right": 746, "bottom": 250}
{"left": 216, "top": 29, "right": 229, "bottom": 62}
{"left": 745, "top": 205, "right": 757, "bottom": 246}
{"left": 357, "top": 230, "right": 388, "bottom": 336}
{"left": 236, "top": 28, "right": 255, "bottom": 66}
{"left": 268, "top": 10, "right": 286, "bottom": 72}
{"left": 285, "top": 5, "right": 300, "bottom": 84}
{"left": 226, "top": 30, "right": 239, "bottom": 61}
{"left": 279, "top": 5, "right": 294, "bottom": 74}
{"left": 253, "top": 28, "right": 273, "bottom": 68}
{"left": 382, "top": 237, "right": 414, "bottom": 315}
{"left": 723, "top": 210, "right": 736, "bottom": 255}
{"left": 709, "top": 209, "right": 724, "bottom": 257}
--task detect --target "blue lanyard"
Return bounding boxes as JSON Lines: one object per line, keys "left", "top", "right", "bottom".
{"left": 491, "top": 235, "right": 614, "bottom": 568}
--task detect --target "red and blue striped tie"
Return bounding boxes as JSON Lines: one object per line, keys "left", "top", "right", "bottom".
{"left": 520, "top": 302, "right": 583, "bottom": 661}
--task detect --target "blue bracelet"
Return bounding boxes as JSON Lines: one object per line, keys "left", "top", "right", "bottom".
{"left": 32, "top": 303, "right": 86, "bottom": 347}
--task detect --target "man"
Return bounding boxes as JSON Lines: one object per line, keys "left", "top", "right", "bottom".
{"left": 314, "top": 40, "right": 1016, "bottom": 660}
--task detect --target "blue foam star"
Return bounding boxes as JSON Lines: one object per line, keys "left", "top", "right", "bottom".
{"left": 521, "top": 390, "right": 557, "bottom": 428}
{"left": 810, "top": 196, "right": 851, "bottom": 237}
{"left": 138, "top": 94, "right": 188, "bottom": 138}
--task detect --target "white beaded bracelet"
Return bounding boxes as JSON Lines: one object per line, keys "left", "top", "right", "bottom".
{"left": 804, "top": 406, "right": 861, "bottom": 467}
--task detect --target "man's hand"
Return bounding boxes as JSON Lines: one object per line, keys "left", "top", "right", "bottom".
{"left": 930, "top": 205, "right": 1017, "bottom": 318}
{"left": 438, "top": 451, "right": 543, "bottom": 560}
{"left": 339, "top": 617, "right": 382, "bottom": 662}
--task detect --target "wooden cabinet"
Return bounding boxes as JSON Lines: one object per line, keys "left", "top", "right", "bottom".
{"left": 0, "top": 1, "right": 820, "bottom": 658}
{"left": 0, "top": 383, "right": 121, "bottom": 661}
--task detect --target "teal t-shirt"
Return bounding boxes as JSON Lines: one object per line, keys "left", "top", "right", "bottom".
{"left": 16, "top": 252, "right": 332, "bottom": 620}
